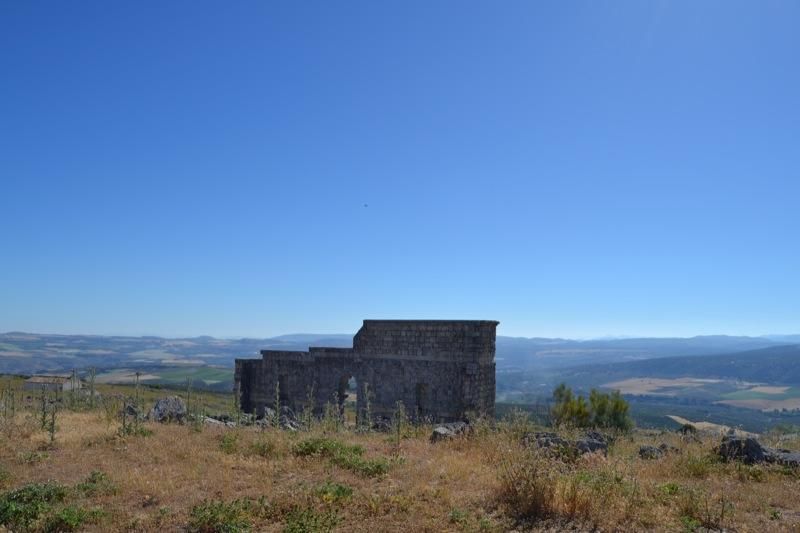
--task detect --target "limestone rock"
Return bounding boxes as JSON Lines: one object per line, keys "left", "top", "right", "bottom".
{"left": 523, "top": 432, "right": 570, "bottom": 450}
{"left": 574, "top": 434, "right": 608, "bottom": 456}
{"left": 148, "top": 396, "right": 187, "bottom": 423}
{"left": 718, "top": 435, "right": 768, "bottom": 464}
{"left": 430, "top": 421, "right": 471, "bottom": 443}
{"left": 522, "top": 431, "right": 609, "bottom": 457}
{"left": 639, "top": 445, "right": 664, "bottom": 460}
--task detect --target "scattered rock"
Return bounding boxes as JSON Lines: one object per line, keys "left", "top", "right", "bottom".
{"left": 430, "top": 421, "right": 471, "bottom": 443}
{"left": 575, "top": 435, "right": 608, "bottom": 455}
{"left": 148, "top": 396, "right": 187, "bottom": 423}
{"left": 770, "top": 451, "right": 800, "bottom": 468}
{"left": 718, "top": 435, "right": 768, "bottom": 464}
{"left": 659, "top": 442, "right": 680, "bottom": 455}
{"left": 639, "top": 445, "right": 664, "bottom": 460}
{"left": 523, "top": 431, "right": 609, "bottom": 457}
{"left": 523, "top": 432, "right": 570, "bottom": 450}
{"left": 371, "top": 416, "right": 392, "bottom": 433}
{"left": 718, "top": 435, "right": 800, "bottom": 467}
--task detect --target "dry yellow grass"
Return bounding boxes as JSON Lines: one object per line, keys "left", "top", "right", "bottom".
{"left": 1, "top": 396, "right": 799, "bottom": 531}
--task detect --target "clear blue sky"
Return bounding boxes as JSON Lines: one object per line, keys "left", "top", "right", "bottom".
{"left": 1, "top": 1, "right": 798, "bottom": 339}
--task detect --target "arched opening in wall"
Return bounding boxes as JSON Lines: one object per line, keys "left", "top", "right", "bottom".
{"left": 416, "top": 382, "right": 430, "bottom": 421}
{"left": 337, "top": 375, "right": 358, "bottom": 426}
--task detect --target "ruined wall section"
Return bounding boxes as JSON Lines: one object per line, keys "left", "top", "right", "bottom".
{"left": 354, "top": 320, "right": 497, "bottom": 363}
{"left": 234, "top": 320, "right": 498, "bottom": 422}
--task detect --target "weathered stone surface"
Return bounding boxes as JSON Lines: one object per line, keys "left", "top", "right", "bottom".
{"left": 575, "top": 435, "right": 608, "bottom": 456}
{"left": 639, "top": 445, "right": 664, "bottom": 460}
{"left": 372, "top": 416, "right": 392, "bottom": 433}
{"left": 718, "top": 435, "right": 768, "bottom": 464}
{"left": 430, "top": 421, "right": 471, "bottom": 443}
{"left": 770, "top": 451, "right": 800, "bottom": 468}
{"left": 235, "top": 320, "right": 498, "bottom": 425}
{"left": 523, "top": 431, "right": 609, "bottom": 457}
{"left": 718, "top": 435, "right": 800, "bottom": 467}
{"left": 523, "top": 432, "right": 570, "bottom": 450}
{"left": 148, "top": 396, "right": 187, "bottom": 423}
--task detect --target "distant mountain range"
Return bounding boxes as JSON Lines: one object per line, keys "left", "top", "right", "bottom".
{"left": 0, "top": 330, "right": 795, "bottom": 376}
{"left": 495, "top": 334, "right": 785, "bottom": 369}
{"left": 556, "top": 344, "right": 800, "bottom": 385}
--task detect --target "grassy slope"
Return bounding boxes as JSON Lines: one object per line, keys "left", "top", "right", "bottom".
{"left": 1, "top": 404, "right": 800, "bottom": 530}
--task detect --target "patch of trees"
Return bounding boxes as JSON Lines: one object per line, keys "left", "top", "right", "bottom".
{"left": 551, "top": 383, "right": 632, "bottom": 431}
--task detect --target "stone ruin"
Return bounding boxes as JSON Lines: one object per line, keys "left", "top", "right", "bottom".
{"left": 234, "top": 319, "right": 498, "bottom": 423}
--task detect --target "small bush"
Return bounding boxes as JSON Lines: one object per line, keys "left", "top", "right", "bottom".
{"left": 283, "top": 508, "right": 339, "bottom": 533}
{"left": 118, "top": 425, "right": 153, "bottom": 438}
{"left": 449, "top": 507, "right": 468, "bottom": 524}
{"left": 0, "top": 481, "right": 68, "bottom": 529}
{"left": 292, "top": 438, "right": 363, "bottom": 458}
{"left": 43, "top": 505, "right": 105, "bottom": 532}
{"left": 293, "top": 438, "right": 389, "bottom": 478}
{"left": 497, "top": 451, "right": 560, "bottom": 521}
{"left": 658, "top": 482, "right": 683, "bottom": 497}
{"left": 188, "top": 499, "right": 254, "bottom": 533}
{"left": 551, "top": 383, "right": 632, "bottom": 431}
{"left": 315, "top": 481, "right": 353, "bottom": 504}
{"left": 250, "top": 439, "right": 276, "bottom": 458}
{"left": 76, "top": 471, "right": 117, "bottom": 496}
{"left": 17, "top": 450, "right": 49, "bottom": 464}
{"left": 329, "top": 453, "right": 390, "bottom": 478}
{"left": 219, "top": 433, "right": 239, "bottom": 455}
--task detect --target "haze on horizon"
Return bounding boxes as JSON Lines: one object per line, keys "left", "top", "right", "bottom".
{"left": 2, "top": 2, "right": 798, "bottom": 340}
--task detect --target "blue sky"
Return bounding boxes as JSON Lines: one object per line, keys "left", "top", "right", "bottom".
{"left": 1, "top": 1, "right": 798, "bottom": 338}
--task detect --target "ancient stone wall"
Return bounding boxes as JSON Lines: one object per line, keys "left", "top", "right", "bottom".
{"left": 234, "top": 320, "right": 498, "bottom": 423}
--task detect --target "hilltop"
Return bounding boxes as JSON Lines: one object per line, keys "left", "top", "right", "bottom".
{"left": 0, "top": 377, "right": 799, "bottom": 532}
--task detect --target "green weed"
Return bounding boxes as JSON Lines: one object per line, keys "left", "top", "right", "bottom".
{"left": 283, "top": 508, "right": 339, "bottom": 533}
{"left": 43, "top": 505, "right": 105, "bottom": 532}
{"left": 76, "top": 470, "right": 117, "bottom": 496}
{"left": 0, "top": 481, "right": 68, "bottom": 529}
{"left": 219, "top": 432, "right": 239, "bottom": 455}
{"left": 188, "top": 498, "right": 255, "bottom": 532}
{"left": 315, "top": 481, "right": 353, "bottom": 504}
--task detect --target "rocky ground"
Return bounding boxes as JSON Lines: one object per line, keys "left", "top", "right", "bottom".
{"left": 1, "top": 397, "right": 800, "bottom": 532}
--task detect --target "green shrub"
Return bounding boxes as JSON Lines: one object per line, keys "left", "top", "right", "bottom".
{"left": 118, "top": 424, "right": 153, "bottom": 437}
{"left": 76, "top": 471, "right": 117, "bottom": 496}
{"left": 315, "top": 481, "right": 352, "bottom": 503}
{"left": 219, "top": 433, "right": 239, "bottom": 455}
{"left": 188, "top": 499, "right": 254, "bottom": 533}
{"left": 292, "top": 438, "right": 363, "bottom": 458}
{"left": 0, "top": 481, "right": 68, "bottom": 529}
{"left": 449, "top": 507, "right": 468, "bottom": 524}
{"left": 551, "top": 384, "right": 632, "bottom": 431}
{"left": 658, "top": 482, "right": 683, "bottom": 497}
{"left": 43, "top": 505, "right": 105, "bottom": 532}
{"left": 250, "top": 439, "right": 276, "bottom": 458}
{"left": 17, "top": 450, "right": 49, "bottom": 464}
{"left": 293, "top": 438, "right": 389, "bottom": 478}
{"left": 329, "top": 453, "right": 390, "bottom": 478}
{"left": 283, "top": 508, "right": 339, "bottom": 533}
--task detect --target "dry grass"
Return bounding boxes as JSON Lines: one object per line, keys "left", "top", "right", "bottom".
{"left": 1, "top": 401, "right": 800, "bottom": 531}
